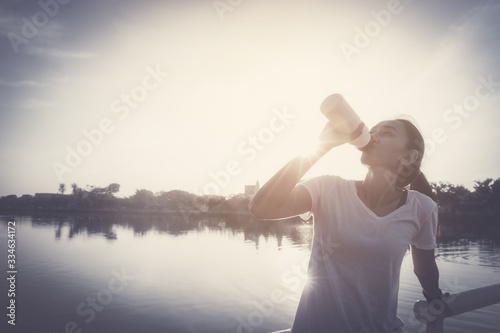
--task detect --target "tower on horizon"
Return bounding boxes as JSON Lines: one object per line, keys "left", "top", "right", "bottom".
{"left": 244, "top": 180, "right": 260, "bottom": 198}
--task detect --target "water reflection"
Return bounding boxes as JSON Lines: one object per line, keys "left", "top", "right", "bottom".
{"left": 436, "top": 239, "right": 500, "bottom": 269}
{"left": 10, "top": 212, "right": 314, "bottom": 250}
{"left": 1, "top": 214, "right": 499, "bottom": 333}
{"left": 9, "top": 212, "right": 500, "bottom": 268}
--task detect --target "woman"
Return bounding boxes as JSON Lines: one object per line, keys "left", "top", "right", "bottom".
{"left": 249, "top": 117, "right": 443, "bottom": 332}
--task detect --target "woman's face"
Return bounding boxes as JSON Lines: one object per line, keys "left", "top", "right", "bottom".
{"left": 361, "top": 120, "right": 414, "bottom": 173}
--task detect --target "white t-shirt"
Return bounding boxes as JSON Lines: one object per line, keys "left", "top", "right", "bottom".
{"left": 291, "top": 175, "right": 438, "bottom": 333}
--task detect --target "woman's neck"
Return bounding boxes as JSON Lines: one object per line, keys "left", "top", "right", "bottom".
{"left": 357, "top": 169, "right": 406, "bottom": 215}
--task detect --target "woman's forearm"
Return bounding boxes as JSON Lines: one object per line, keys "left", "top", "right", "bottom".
{"left": 249, "top": 121, "right": 360, "bottom": 218}
{"left": 249, "top": 152, "right": 324, "bottom": 213}
{"left": 416, "top": 261, "right": 441, "bottom": 299}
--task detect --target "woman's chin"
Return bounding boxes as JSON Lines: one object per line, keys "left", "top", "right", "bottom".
{"left": 360, "top": 153, "right": 372, "bottom": 166}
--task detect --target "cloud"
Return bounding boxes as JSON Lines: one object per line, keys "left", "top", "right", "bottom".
{"left": 0, "top": 12, "right": 63, "bottom": 38}
{"left": 16, "top": 98, "right": 54, "bottom": 110}
{"left": 0, "top": 13, "right": 98, "bottom": 59}
{"left": 0, "top": 15, "right": 18, "bottom": 38}
{"left": 0, "top": 78, "right": 47, "bottom": 87}
{"left": 443, "top": 2, "right": 500, "bottom": 60}
{"left": 25, "top": 46, "right": 99, "bottom": 59}
{"left": 0, "top": 9, "right": 90, "bottom": 57}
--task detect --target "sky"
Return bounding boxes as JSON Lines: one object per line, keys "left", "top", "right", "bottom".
{"left": 0, "top": 0, "right": 499, "bottom": 198}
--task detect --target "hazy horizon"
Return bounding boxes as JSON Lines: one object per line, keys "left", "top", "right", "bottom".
{"left": 2, "top": 175, "right": 499, "bottom": 199}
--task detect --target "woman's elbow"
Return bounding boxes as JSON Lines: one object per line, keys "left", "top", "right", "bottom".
{"left": 248, "top": 199, "right": 280, "bottom": 220}
{"left": 248, "top": 200, "right": 258, "bottom": 218}
{"left": 248, "top": 198, "right": 265, "bottom": 219}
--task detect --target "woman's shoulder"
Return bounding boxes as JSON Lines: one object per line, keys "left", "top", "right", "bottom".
{"left": 300, "top": 174, "right": 347, "bottom": 184}
{"left": 298, "top": 174, "right": 352, "bottom": 194}
{"left": 408, "top": 189, "right": 438, "bottom": 211}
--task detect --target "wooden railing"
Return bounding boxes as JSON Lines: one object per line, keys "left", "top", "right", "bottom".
{"left": 413, "top": 283, "right": 500, "bottom": 333}
{"left": 270, "top": 283, "right": 500, "bottom": 333}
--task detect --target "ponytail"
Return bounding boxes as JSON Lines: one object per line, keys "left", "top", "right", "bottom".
{"left": 394, "top": 117, "right": 439, "bottom": 237}
{"left": 395, "top": 118, "right": 436, "bottom": 202}
{"left": 409, "top": 171, "right": 441, "bottom": 238}
{"left": 409, "top": 172, "right": 436, "bottom": 202}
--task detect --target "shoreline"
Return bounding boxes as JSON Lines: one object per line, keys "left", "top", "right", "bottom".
{"left": 0, "top": 207, "right": 253, "bottom": 217}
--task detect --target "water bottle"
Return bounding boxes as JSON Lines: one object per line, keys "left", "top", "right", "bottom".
{"left": 320, "top": 93, "right": 372, "bottom": 150}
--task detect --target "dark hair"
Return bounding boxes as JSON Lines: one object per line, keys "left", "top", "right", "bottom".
{"left": 409, "top": 172, "right": 437, "bottom": 202}
{"left": 395, "top": 119, "right": 437, "bottom": 202}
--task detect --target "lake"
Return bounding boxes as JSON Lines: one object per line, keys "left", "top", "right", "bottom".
{"left": 1, "top": 213, "right": 499, "bottom": 333}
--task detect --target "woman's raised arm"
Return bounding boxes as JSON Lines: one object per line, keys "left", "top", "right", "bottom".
{"left": 248, "top": 154, "right": 318, "bottom": 220}
{"left": 249, "top": 122, "right": 363, "bottom": 220}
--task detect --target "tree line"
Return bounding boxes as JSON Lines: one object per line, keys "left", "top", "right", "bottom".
{"left": 0, "top": 178, "right": 499, "bottom": 218}
{"left": 431, "top": 178, "right": 500, "bottom": 217}
{"left": 0, "top": 183, "right": 250, "bottom": 213}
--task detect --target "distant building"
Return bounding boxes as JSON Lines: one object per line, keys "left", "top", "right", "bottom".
{"left": 244, "top": 180, "right": 260, "bottom": 197}
{"left": 19, "top": 194, "right": 34, "bottom": 204}
{"left": 33, "top": 193, "right": 73, "bottom": 208}
{"left": 34, "top": 193, "right": 62, "bottom": 200}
